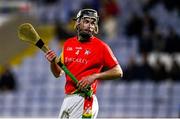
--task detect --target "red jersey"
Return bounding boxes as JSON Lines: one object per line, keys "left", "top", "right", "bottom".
{"left": 60, "top": 36, "right": 118, "bottom": 94}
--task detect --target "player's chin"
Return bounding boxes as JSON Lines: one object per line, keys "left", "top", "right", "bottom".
{"left": 79, "top": 31, "right": 92, "bottom": 39}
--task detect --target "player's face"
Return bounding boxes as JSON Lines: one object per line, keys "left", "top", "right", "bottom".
{"left": 78, "top": 17, "right": 96, "bottom": 39}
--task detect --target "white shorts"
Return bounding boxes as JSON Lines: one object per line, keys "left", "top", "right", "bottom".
{"left": 58, "top": 94, "right": 99, "bottom": 119}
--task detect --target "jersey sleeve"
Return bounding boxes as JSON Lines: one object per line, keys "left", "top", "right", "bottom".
{"left": 102, "top": 43, "right": 119, "bottom": 68}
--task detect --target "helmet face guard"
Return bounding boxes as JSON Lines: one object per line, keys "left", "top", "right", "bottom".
{"left": 74, "top": 9, "right": 99, "bottom": 34}
{"left": 74, "top": 9, "right": 99, "bottom": 22}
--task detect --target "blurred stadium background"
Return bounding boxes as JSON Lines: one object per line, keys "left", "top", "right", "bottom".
{"left": 0, "top": 0, "right": 180, "bottom": 118}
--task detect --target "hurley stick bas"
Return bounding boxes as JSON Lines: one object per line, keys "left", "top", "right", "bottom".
{"left": 18, "top": 23, "right": 92, "bottom": 97}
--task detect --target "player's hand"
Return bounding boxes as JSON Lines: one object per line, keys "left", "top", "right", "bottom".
{"left": 45, "top": 50, "right": 57, "bottom": 63}
{"left": 77, "top": 74, "right": 97, "bottom": 91}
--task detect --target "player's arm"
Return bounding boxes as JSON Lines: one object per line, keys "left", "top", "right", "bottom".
{"left": 78, "top": 43, "right": 123, "bottom": 89}
{"left": 95, "top": 64, "right": 123, "bottom": 80}
{"left": 50, "top": 61, "right": 63, "bottom": 78}
{"left": 45, "top": 50, "right": 64, "bottom": 78}
{"left": 77, "top": 64, "right": 122, "bottom": 89}
{"left": 96, "top": 43, "right": 123, "bottom": 80}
